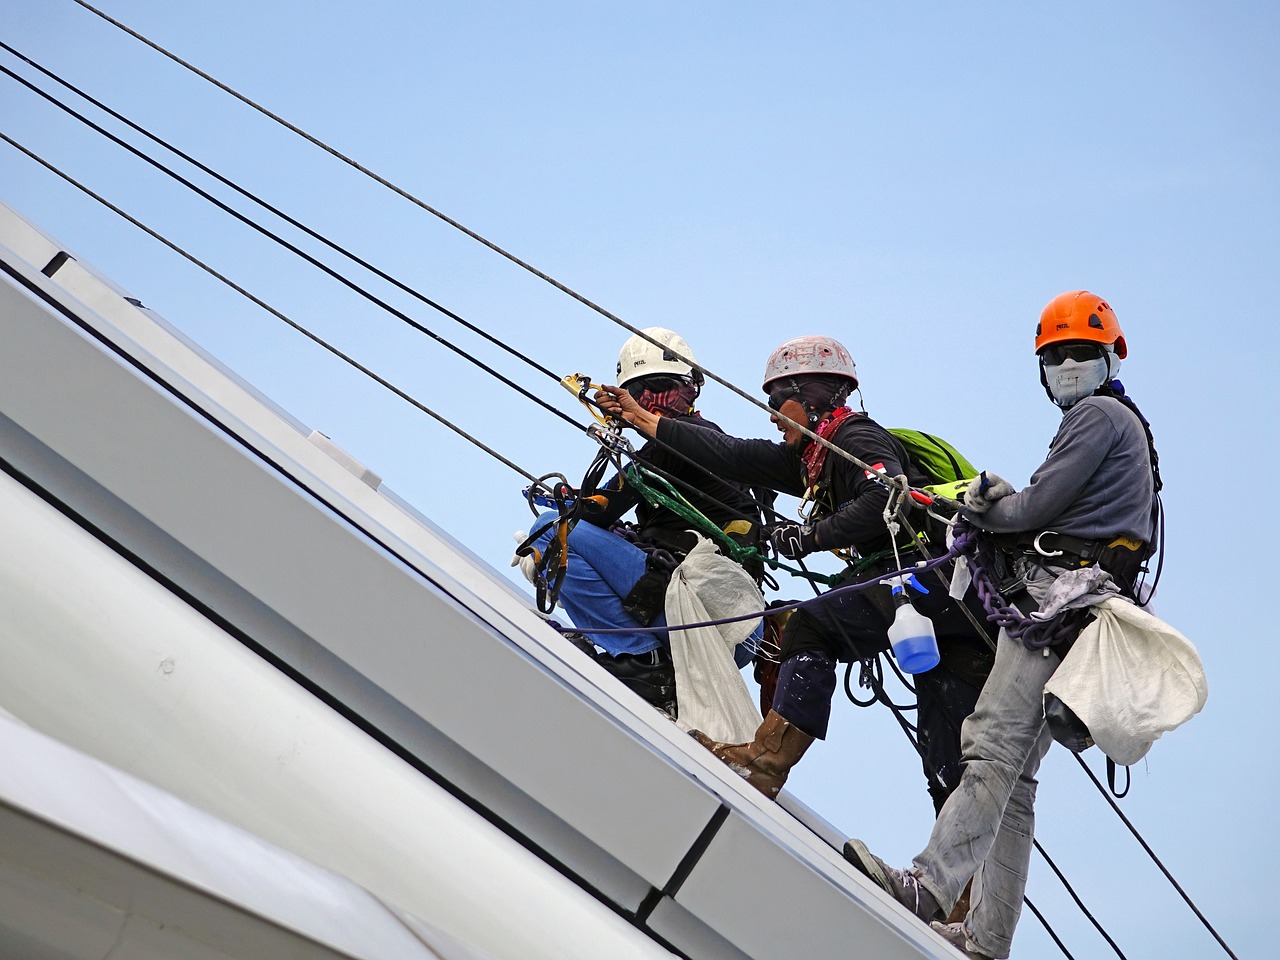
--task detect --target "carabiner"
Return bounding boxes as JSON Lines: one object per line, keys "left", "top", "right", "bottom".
{"left": 1033, "top": 530, "right": 1064, "bottom": 558}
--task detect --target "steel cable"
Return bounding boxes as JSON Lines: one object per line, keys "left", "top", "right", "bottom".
{"left": 66, "top": 0, "right": 930, "bottom": 499}
{"left": 0, "top": 131, "right": 550, "bottom": 490}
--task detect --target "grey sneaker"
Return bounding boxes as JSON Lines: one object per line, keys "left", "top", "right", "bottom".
{"left": 842, "top": 838, "right": 942, "bottom": 922}
{"left": 930, "top": 921, "right": 995, "bottom": 959}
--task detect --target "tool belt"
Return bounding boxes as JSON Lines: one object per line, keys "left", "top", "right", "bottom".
{"left": 996, "top": 530, "right": 1146, "bottom": 598}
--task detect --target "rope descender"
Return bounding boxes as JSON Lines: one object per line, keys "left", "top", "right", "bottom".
{"left": 561, "top": 372, "right": 615, "bottom": 427}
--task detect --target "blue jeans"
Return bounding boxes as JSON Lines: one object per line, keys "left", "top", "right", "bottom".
{"left": 911, "top": 562, "right": 1061, "bottom": 959}
{"left": 531, "top": 512, "right": 666, "bottom": 656}
{"left": 531, "top": 512, "right": 761, "bottom": 663}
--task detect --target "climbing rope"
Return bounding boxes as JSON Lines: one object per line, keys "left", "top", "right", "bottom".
{"left": 59, "top": 2, "right": 953, "bottom": 519}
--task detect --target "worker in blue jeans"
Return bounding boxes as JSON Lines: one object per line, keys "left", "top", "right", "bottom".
{"left": 518, "top": 327, "right": 764, "bottom": 716}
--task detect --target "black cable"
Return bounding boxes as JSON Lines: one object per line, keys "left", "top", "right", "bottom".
{"left": 12, "top": 22, "right": 1203, "bottom": 956}
{"left": 0, "top": 62, "right": 792, "bottom": 567}
{"left": 1020, "top": 897, "right": 1077, "bottom": 960}
{"left": 0, "top": 40, "right": 565, "bottom": 387}
{"left": 0, "top": 131, "right": 549, "bottom": 490}
{"left": 48, "top": 17, "right": 1228, "bottom": 958}
{"left": 0, "top": 45, "right": 801, "bottom": 538}
{"left": 1072, "top": 753, "right": 1239, "bottom": 959}
{"left": 1033, "top": 838, "right": 1128, "bottom": 959}
{"left": 67, "top": 0, "right": 906, "bottom": 484}
{"left": 0, "top": 62, "right": 586, "bottom": 435}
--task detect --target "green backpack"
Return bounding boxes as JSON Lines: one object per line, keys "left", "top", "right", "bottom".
{"left": 888, "top": 428, "right": 979, "bottom": 502}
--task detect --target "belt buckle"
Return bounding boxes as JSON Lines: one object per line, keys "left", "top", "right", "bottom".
{"left": 1033, "top": 530, "right": 1064, "bottom": 558}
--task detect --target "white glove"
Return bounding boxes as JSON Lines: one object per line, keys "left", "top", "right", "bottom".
{"left": 510, "top": 533, "right": 542, "bottom": 584}
{"left": 963, "top": 471, "right": 1016, "bottom": 513}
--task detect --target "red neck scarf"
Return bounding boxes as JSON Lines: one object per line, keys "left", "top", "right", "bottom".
{"left": 801, "top": 407, "right": 857, "bottom": 484}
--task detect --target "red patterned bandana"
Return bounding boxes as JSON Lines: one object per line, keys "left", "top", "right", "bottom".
{"left": 801, "top": 407, "right": 857, "bottom": 484}
{"left": 635, "top": 382, "right": 700, "bottom": 418}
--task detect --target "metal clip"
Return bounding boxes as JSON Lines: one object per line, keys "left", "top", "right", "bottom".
{"left": 585, "top": 422, "right": 633, "bottom": 456}
{"left": 1032, "top": 530, "right": 1063, "bottom": 558}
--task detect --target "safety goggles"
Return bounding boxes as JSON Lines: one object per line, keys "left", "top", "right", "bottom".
{"left": 767, "top": 386, "right": 799, "bottom": 411}
{"left": 625, "top": 375, "right": 688, "bottom": 400}
{"left": 1038, "top": 342, "right": 1105, "bottom": 365}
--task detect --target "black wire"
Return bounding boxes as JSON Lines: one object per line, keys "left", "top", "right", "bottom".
{"left": 2, "top": 97, "right": 1108, "bottom": 957}
{"left": 1020, "top": 897, "right": 1078, "bottom": 960}
{"left": 67, "top": 0, "right": 889, "bottom": 477}
{"left": 1033, "top": 838, "right": 1128, "bottom": 959}
{"left": 17, "top": 24, "right": 1224, "bottom": 954}
{"left": 0, "top": 131, "right": 549, "bottom": 490}
{"left": 0, "top": 49, "right": 797, "bottom": 544}
{"left": 0, "top": 40, "right": 566, "bottom": 386}
{"left": 0, "top": 62, "right": 588, "bottom": 435}
{"left": 1072, "top": 753, "right": 1239, "bottom": 960}
{"left": 0, "top": 45, "right": 794, "bottom": 533}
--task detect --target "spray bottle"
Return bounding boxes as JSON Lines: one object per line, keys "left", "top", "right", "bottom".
{"left": 886, "top": 574, "right": 940, "bottom": 674}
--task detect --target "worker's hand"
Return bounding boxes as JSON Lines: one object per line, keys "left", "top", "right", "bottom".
{"left": 510, "top": 545, "right": 541, "bottom": 584}
{"left": 768, "top": 522, "right": 817, "bottom": 559}
{"left": 593, "top": 385, "right": 660, "bottom": 437}
{"left": 963, "top": 471, "right": 1016, "bottom": 513}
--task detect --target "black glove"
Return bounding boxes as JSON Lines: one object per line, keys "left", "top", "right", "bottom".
{"left": 769, "top": 522, "right": 817, "bottom": 559}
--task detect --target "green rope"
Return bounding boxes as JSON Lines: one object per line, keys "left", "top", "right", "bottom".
{"left": 622, "top": 463, "right": 843, "bottom": 586}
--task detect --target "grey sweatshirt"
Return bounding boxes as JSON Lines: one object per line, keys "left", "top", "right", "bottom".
{"left": 968, "top": 395, "right": 1155, "bottom": 544}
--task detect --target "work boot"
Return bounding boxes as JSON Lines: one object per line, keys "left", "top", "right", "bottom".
{"left": 842, "top": 838, "right": 943, "bottom": 922}
{"left": 597, "top": 648, "right": 677, "bottom": 719}
{"left": 690, "top": 710, "right": 813, "bottom": 798}
{"left": 929, "top": 922, "right": 995, "bottom": 960}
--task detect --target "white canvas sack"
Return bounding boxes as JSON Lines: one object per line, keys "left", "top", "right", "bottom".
{"left": 664, "top": 536, "right": 763, "bottom": 743}
{"left": 1043, "top": 596, "right": 1208, "bottom": 766}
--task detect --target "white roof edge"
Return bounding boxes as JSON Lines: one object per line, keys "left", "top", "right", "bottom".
{"left": 0, "top": 196, "right": 954, "bottom": 960}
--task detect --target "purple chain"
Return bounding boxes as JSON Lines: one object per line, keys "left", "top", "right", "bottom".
{"left": 956, "top": 521, "right": 1078, "bottom": 650}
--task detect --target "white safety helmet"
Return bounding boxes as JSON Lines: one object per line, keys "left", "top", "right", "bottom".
{"left": 761, "top": 336, "right": 858, "bottom": 392}
{"left": 617, "top": 327, "right": 703, "bottom": 388}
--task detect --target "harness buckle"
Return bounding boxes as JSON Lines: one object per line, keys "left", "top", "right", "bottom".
{"left": 1032, "top": 530, "right": 1064, "bottom": 558}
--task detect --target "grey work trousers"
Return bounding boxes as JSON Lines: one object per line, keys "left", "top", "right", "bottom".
{"left": 911, "top": 567, "right": 1062, "bottom": 959}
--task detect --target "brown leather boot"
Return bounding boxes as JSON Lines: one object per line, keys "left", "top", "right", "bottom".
{"left": 691, "top": 710, "right": 814, "bottom": 798}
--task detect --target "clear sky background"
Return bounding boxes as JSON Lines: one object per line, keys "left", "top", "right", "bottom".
{"left": 2, "top": 2, "right": 1274, "bottom": 958}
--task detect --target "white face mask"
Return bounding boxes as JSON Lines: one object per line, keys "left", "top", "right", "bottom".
{"left": 1043, "top": 355, "right": 1112, "bottom": 408}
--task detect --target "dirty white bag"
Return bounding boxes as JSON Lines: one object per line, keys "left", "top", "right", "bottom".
{"left": 1043, "top": 596, "right": 1208, "bottom": 766}
{"left": 664, "top": 537, "right": 763, "bottom": 743}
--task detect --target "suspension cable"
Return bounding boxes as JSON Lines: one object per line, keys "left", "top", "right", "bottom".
{"left": 17, "top": 27, "right": 1225, "bottom": 953}
{"left": 66, "top": 0, "right": 933, "bottom": 498}
{"left": 0, "top": 47, "right": 802, "bottom": 536}
{"left": 0, "top": 61, "right": 585, "bottom": 434}
{"left": 0, "top": 40, "right": 565, "bottom": 386}
{"left": 1032, "top": 838, "right": 1128, "bottom": 959}
{"left": 1072, "top": 753, "right": 1239, "bottom": 959}
{"left": 0, "top": 131, "right": 551, "bottom": 491}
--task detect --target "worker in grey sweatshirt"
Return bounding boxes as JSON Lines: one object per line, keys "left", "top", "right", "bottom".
{"left": 844, "top": 290, "right": 1162, "bottom": 960}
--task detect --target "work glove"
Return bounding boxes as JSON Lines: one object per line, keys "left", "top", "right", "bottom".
{"left": 963, "top": 471, "right": 1016, "bottom": 514}
{"left": 510, "top": 535, "right": 541, "bottom": 585}
{"left": 768, "top": 522, "right": 818, "bottom": 559}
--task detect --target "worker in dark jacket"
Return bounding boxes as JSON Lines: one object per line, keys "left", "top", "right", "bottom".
{"left": 597, "top": 336, "right": 993, "bottom": 806}
{"left": 843, "top": 292, "right": 1160, "bottom": 960}
{"left": 523, "top": 327, "right": 762, "bottom": 717}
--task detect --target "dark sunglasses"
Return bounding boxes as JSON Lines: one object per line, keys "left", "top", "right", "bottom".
{"left": 1039, "top": 342, "right": 1105, "bottom": 365}
{"left": 767, "top": 388, "right": 797, "bottom": 411}
{"left": 625, "top": 375, "right": 687, "bottom": 399}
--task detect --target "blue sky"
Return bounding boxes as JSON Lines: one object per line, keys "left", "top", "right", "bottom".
{"left": 2, "top": 2, "right": 1274, "bottom": 957}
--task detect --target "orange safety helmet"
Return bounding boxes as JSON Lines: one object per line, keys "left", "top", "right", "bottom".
{"left": 1034, "top": 291, "right": 1127, "bottom": 359}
